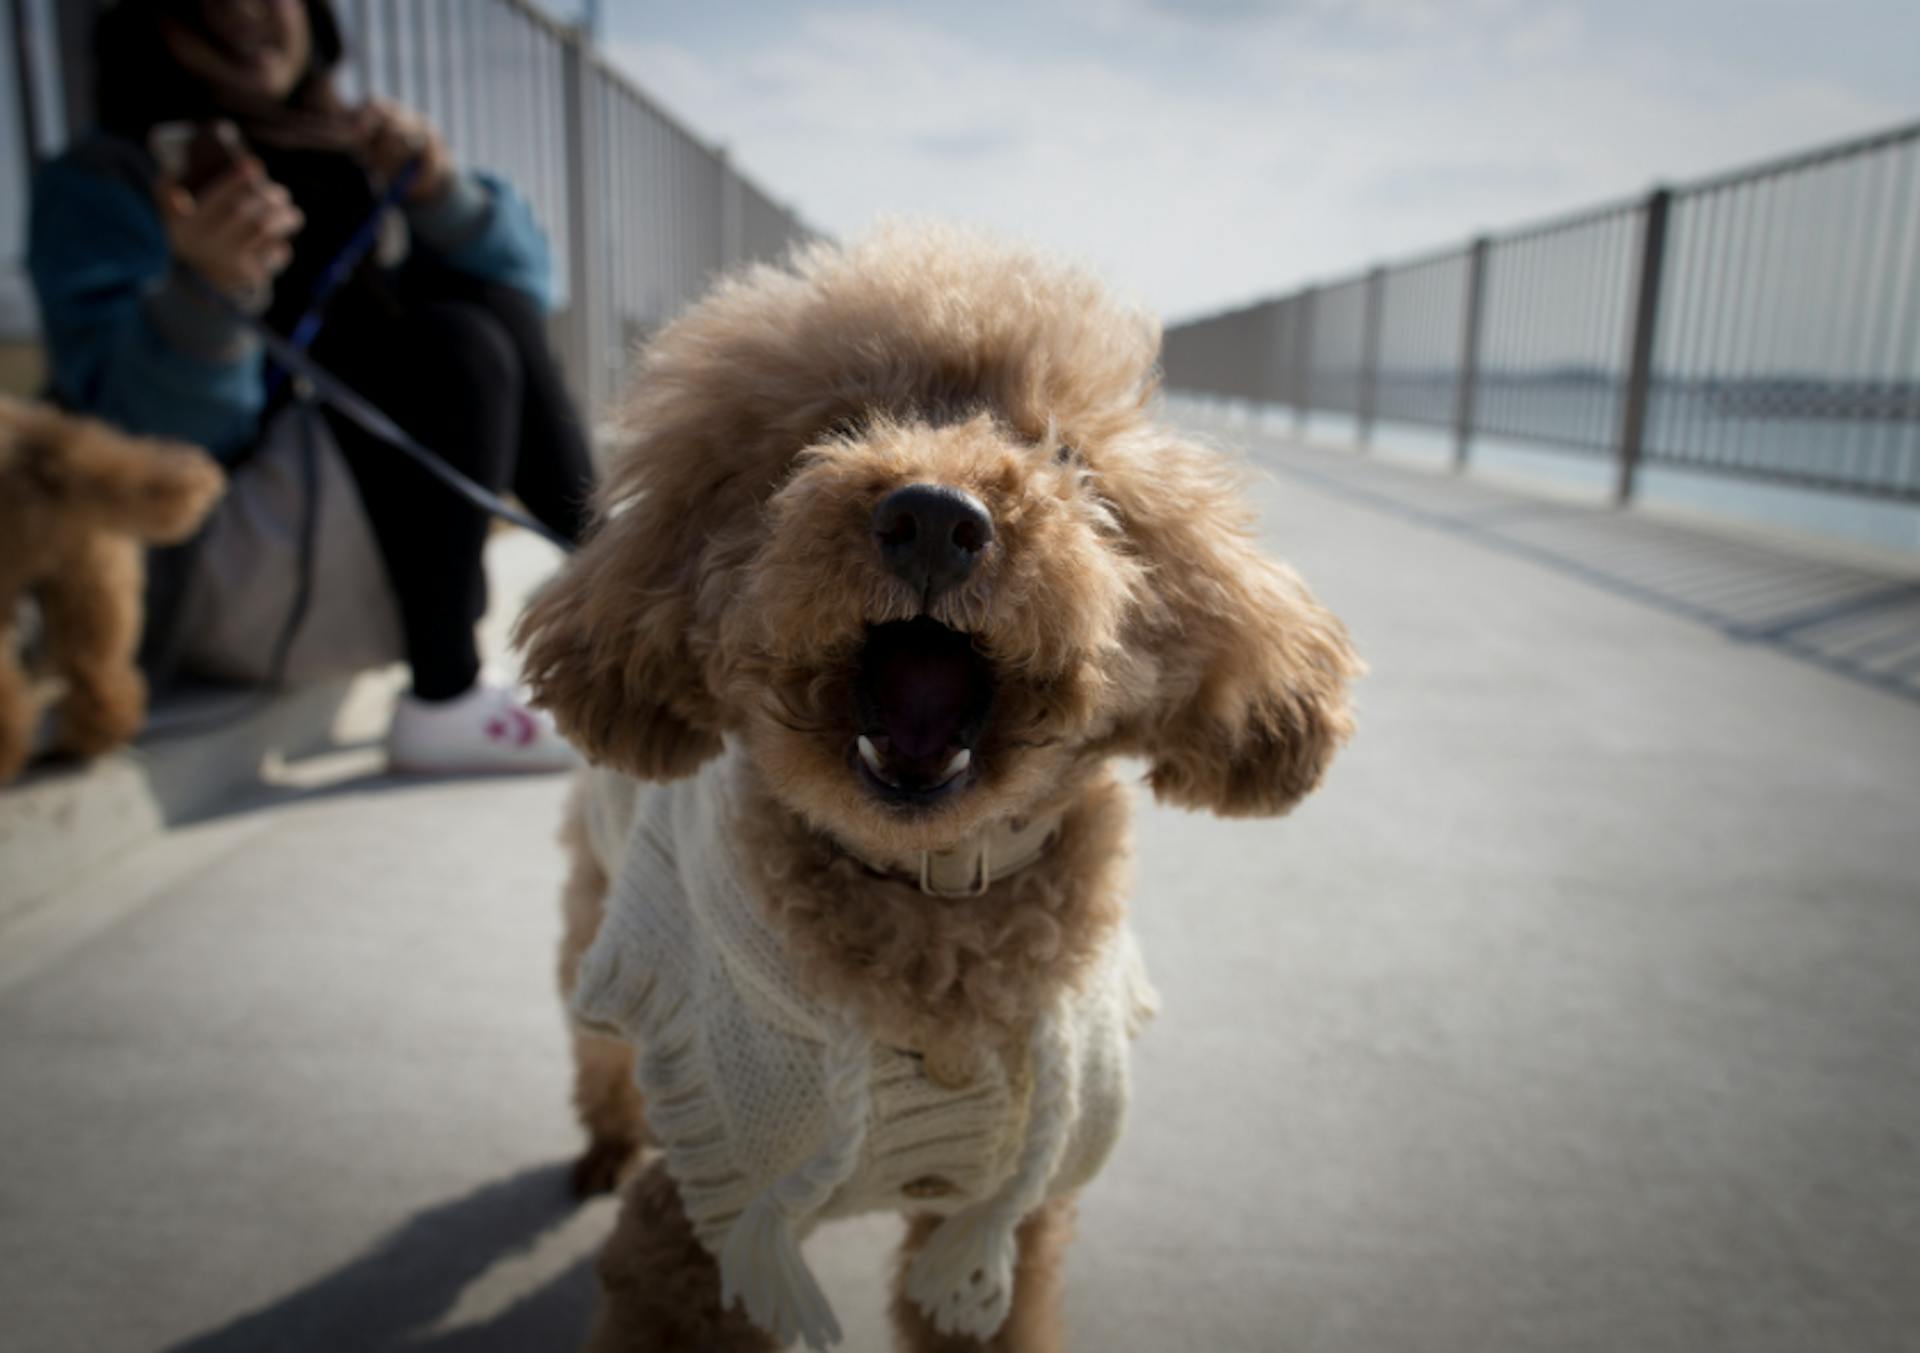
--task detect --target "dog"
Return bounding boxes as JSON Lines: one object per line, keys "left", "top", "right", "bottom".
{"left": 516, "top": 224, "right": 1361, "bottom": 1352}
{"left": 0, "top": 396, "right": 224, "bottom": 784}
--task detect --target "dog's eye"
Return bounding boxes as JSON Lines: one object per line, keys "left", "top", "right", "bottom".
{"left": 1054, "top": 444, "right": 1083, "bottom": 467}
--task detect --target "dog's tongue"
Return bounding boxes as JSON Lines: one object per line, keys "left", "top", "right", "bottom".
{"left": 858, "top": 619, "right": 993, "bottom": 763}
{"left": 871, "top": 645, "right": 974, "bottom": 758}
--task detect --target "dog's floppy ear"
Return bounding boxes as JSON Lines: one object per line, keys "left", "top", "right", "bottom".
{"left": 1109, "top": 434, "right": 1361, "bottom": 817}
{"left": 514, "top": 481, "right": 728, "bottom": 781}
{"left": 516, "top": 262, "right": 811, "bottom": 780}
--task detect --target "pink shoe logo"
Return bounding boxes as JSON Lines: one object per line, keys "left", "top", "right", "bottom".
{"left": 485, "top": 708, "right": 537, "bottom": 747}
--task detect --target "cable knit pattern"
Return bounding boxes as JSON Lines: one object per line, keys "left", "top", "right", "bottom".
{"left": 901, "top": 1005, "right": 1079, "bottom": 1339}
{"left": 570, "top": 749, "right": 1153, "bottom": 1349}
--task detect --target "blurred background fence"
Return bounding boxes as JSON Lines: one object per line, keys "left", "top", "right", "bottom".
{"left": 1164, "top": 121, "right": 1920, "bottom": 505}
{"left": 1, "top": 0, "right": 814, "bottom": 416}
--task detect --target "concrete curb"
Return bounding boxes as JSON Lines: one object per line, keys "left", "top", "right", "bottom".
{"left": 0, "top": 531, "right": 564, "bottom": 923}
{"left": 0, "top": 669, "right": 403, "bottom": 924}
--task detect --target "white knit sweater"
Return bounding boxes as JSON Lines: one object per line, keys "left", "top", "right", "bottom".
{"left": 572, "top": 750, "right": 1156, "bottom": 1350}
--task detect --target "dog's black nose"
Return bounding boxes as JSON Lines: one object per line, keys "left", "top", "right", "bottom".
{"left": 872, "top": 483, "right": 994, "bottom": 597}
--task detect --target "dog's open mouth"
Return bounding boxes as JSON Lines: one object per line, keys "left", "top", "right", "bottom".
{"left": 851, "top": 617, "right": 994, "bottom": 805}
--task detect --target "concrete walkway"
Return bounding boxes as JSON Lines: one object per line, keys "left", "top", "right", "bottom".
{"left": 2, "top": 432, "right": 1917, "bottom": 1353}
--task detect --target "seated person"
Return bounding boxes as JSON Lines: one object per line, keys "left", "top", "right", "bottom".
{"left": 29, "top": 0, "right": 592, "bottom": 773}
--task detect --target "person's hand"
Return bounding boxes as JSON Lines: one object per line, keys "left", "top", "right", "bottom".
{"left": 157, "top": 159, "right": 304, "bottom": 301}
{"left": 353, "top": 99, "right": 454, "bottom": 206}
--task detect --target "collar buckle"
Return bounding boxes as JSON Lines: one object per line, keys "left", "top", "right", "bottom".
{"left": 843, "top": 810, "right": 1063, "bottom": 897}
{"left": 918, "top": 846, "right": 992, "bottom": 898}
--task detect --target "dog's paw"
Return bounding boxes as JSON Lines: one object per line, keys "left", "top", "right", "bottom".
{"left": 902, "top": 1207, "right": 1017, "bottom": 1341}
{"left": 570, "top": 1134, "right": 642, "bottom": 1198}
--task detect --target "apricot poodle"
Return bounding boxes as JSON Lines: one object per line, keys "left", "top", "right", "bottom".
{"left": 0, "top": 396, "right": 223, "bottom": 783}
{"left": 517, "top": 224, "right": 1361, "bottom": 1352}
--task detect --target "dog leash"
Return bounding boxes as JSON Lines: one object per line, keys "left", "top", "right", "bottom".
{"left": 184, "top": 278, "right": 577, "bottom": 555}
{"left": 210, "top": 152, "right": 576, "bottom": 553}
{"left": 231, "top": 298, "right": 578, "bottom": 554}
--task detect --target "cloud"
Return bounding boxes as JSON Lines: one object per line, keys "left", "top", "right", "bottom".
{"left": 600, "top": 2, "right": 1909, "bottom": 319}
{"left": 908, "top": 127, "right": 1029, "bottom": 160}
{"left": 1143, "top": 0, "right": 1298, "bottom": 25}
{"left": 1349, "top": 161, "right": 1571, "bottom": 211}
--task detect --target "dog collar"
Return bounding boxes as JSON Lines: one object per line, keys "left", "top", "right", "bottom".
{"left": 848, "top": 810, "right": 1064, "bottom": 898}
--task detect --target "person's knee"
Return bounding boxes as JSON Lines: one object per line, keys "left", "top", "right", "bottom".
{"left": 463, "top": 278, "right": 547, "bottom": 343}
{"left": 416, "top": 303, "right": 523, "bottom": 410}
{"left": 395, "top": 304, "right": 525, "bottom": 482}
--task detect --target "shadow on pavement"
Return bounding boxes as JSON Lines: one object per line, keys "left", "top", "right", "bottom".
{"left": 163, "top": 755, "right": 576, "bottom": 832}
{"left": 164, "top": 1163, "right": 597, "bottom": 1353}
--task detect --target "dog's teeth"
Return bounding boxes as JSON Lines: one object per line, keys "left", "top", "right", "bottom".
{"left": 943, "top": 748, "right": 971, "bottom": 777}
{"left": 858, "top": 736, "right": 884, "bottom": 774}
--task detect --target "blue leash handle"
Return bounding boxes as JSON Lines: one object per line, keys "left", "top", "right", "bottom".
{"left": 263, "top": 158, "right": 421, "bottom": 400}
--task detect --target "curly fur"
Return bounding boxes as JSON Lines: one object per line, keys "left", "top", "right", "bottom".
{"left": 523, "top": 223, "right": 1362, "bottom": 1351}
{"left": 734, "top": 759, "right": 1132, "bottom": 1066}
{"left": 0, "top": 396, "right": 224, "bottom": 783}
{"left": 587, "top": 1159, "right": 780, "bottom": 1353}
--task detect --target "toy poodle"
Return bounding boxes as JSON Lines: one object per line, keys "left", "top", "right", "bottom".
{"left": 0, "top": 395, "right": 223, "bottom": 784}
{"left": 516, "top": 224, "right": 1361, "bottom": 1352}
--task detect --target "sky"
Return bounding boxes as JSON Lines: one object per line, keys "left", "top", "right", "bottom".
{"left": 552, "top": 1, "right": 1914, "bottom": 323}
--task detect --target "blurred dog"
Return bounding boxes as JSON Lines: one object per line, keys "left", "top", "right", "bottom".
{"left": 517, "top": 225, "right": 1361, "bottom": 1352}
{"left": 0, "top": 396, "right": 223, "bottom": 783}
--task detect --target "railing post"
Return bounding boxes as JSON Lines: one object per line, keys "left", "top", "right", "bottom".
{"left": 1616, "top": 186, "right": 1671, "bottom": 505}
{"left": 717, "top": 146, "right": 744, "bottom": 271}
{"left": 381, "top": 0, "right": 403, "bottom": 99}
{"left": 351, "top": 0, "right": 374, "bottom": 96}
{"left": 52, "top": 0, "right": 95, "bottom": 149}
{"left": 1453, "top": 236, "right": 1490, "bottom": 470}
{"left": 9, "top": 0, "right": 45, "bottom": 167}
{"left": 1294, "top": 286, "right": 1316, "bottom": 435}
{"left": 1238, "top": 305, "right": 1261, "bottom": 415}
{"left": 559, "top": 26, "right": 606, "bottom": 415}
{"left": 1357, "top": 264, "right": 1385, "bottom": 447}
{"left": 13, "top": 0, "right": 86, "bottom": 163}
{"left": 1260, "top": 299, "right": 1288, "bottom": 419}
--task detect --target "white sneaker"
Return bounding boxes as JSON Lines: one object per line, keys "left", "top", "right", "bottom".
{"left": 386, "top": 681, "right": 582, "bottom": 775}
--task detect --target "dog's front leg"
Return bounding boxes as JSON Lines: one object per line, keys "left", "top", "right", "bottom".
{"left": 38, "top": 535, "right": 147, "bottom": 761}
{"left": 567, "top": 1027, "right": 646, "bottom": 1196}
{"left": 0, "top": 611, "right": 34, "bottom": 783}
{"left": 587, "top": 1159, "right": 777, "bottom": 1353}
{"left": 889, "top": 1198, "right": 1076, "bottom": 1353}
{"left": 558, "top": 801, "right": 649, "bottom": 1196}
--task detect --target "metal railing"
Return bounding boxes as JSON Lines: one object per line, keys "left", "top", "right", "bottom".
{"left": 1, "top": 0, "right": 62, "bottom": 342}
{"left": 1163, "top": 120, "right": 1920, "bottom": 504}
{"left": 1, "top": 0, "right": 815, "bottom": 416}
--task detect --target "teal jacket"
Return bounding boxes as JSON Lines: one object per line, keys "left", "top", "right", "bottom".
{"left": 27, "top": 136, "right": 555, "bottom": 460}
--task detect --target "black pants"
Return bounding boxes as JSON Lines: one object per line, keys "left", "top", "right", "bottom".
{"left": 314, "top": 272, "right": 594, "bottom": 701}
